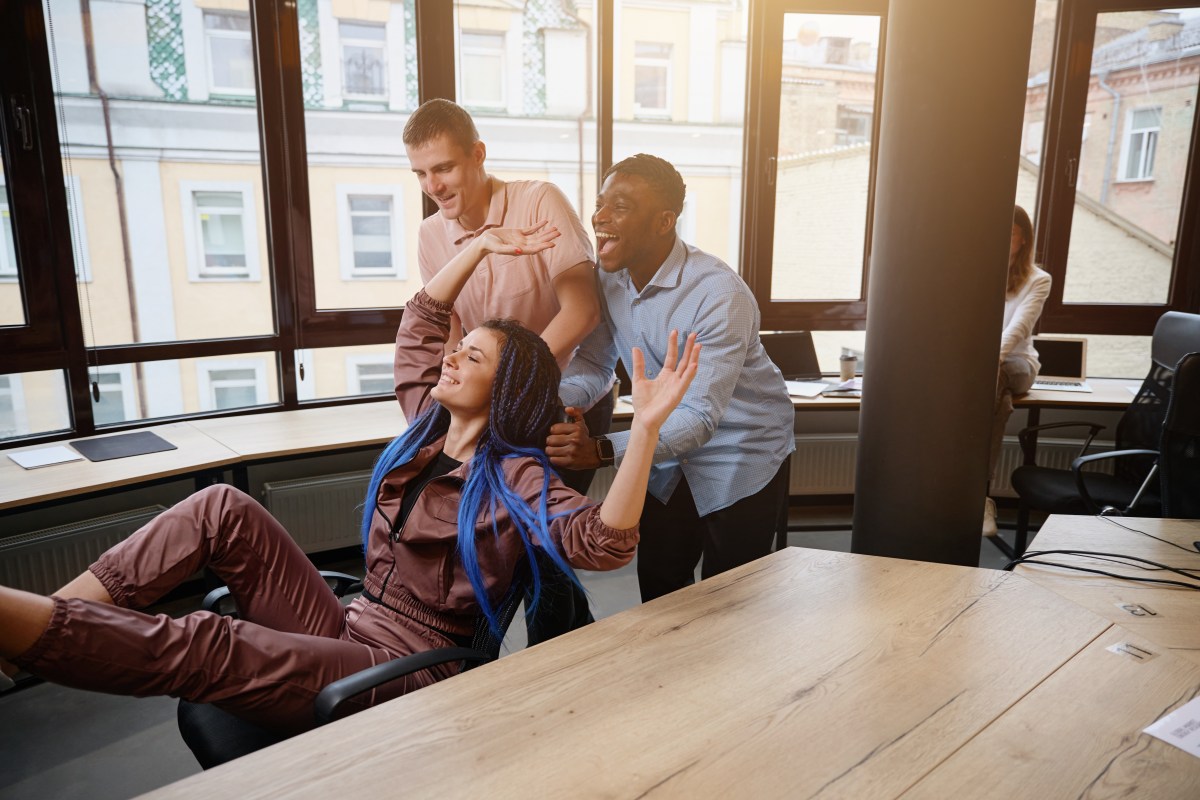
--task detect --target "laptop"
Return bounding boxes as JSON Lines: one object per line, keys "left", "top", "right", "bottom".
{"left": 1030, "top": 336, "right": 1092, "bottom": 392}
{"left": 760, "top": 331, "right": 823, "bottom": 381}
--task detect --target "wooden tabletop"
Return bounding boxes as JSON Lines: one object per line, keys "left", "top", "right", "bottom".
{"left": 141, "top": 548, "right": 1138, "bottom": 799}
{"left": 0, "top": 423, "right": 239, "bottom": 511}
{"left": 903, "top": 625, "right": 1200, "bottom": 798}
{"left": 1016, "top": 515, "right": 1200, "bottom": 666}
{"left": 190, "top": 401, "right": 407, "bottom": 459}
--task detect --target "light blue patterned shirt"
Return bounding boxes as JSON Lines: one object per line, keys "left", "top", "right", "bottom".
{"left": 560, "top": 236, "right": 795, "bottom": 515}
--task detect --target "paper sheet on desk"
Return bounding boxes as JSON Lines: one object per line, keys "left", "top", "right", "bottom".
{"left": 1145, "top": 695, "right": 1200, "bottom": 759}
{"left": 8, "top": 445, "right": 84, "bottom": 469}
{"left": 785, "top": 381, "right": 827, "bottom": 398}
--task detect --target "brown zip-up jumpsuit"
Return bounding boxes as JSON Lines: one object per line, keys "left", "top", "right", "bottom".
{"left": 14, "top": 291, "right": 638, "bottom": 734}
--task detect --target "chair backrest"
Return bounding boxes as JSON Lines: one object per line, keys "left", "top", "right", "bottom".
{"left": 1160, "top": 351, "right": 1200, "bottom": 519}
{"left": 465, "top": 556, "right": 533, "bottom": 665}
{"left": 1114, "top": 311, "right": 1200, "bottom": 483}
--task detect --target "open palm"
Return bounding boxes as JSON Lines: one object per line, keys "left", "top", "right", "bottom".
{"left": 630, "top": 331, "right": 701, "bottom": 431}
{"left": 478, "top": 221, "right": 561, "bottom": 257}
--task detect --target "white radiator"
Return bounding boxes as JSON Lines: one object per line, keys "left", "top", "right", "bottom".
{"left": 583, "top": 435, "right": 1111, "bottom": 501}
{"left": 0, "top": 506, "right": 166, "bottom": 594}
{"left": 262, "top": 471, "right": 372, "bottom": 553}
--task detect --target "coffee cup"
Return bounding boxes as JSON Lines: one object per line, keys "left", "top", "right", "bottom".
{"left": 839, "top": 355, "right": 857, "bottom": 383}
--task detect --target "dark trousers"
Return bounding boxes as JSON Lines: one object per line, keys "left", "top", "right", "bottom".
{"left": 637, "top": 459, "right": 789, "bottom": 603}
{"left": 526, "top": 389, "right": 615, "bottom": 645}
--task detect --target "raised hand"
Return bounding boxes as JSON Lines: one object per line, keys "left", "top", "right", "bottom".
{"left": 630, "top": 331, "right": 700, "bottom": 432}
{"left": 477, "top": 221, "right": 560, "bottom": 257}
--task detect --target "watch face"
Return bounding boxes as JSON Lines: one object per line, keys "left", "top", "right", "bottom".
{"left": 596, "top": 436, "right": 615, "bottom": 461}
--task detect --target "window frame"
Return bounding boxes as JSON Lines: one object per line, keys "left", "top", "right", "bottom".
{"left": 458, "top": 30, "right": 507, "bottom": 110}
{"left": 741, "top": 0, "right": 889, "bottom": 332}
{"left": 180, "top": 181, "right": 261, "bottom": 282}
{"left": 203, "top": 10, "right": 257, "bottom": 98}
{"left": 632, "top": 40, "right": 673, "bottom": 119}
{"left": 346, "top": 353, "right": 394, "bottom": 396}
{"left": 196, "top": 358, "right": 269, "bottom": 412}
{"left": 1118, "top": 106, "right": 1161, "bottom": 183}
{"left": 1034, "top": 0, "right": 1200, "bottom": 336}
{"left": 339, "top": 20, "right": 389, "bottom": 101}
{"left": 335, "top": 184, "right": 405, "bottom": 280}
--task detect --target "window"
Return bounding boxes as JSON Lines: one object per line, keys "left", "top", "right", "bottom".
{"left": 348, "top": 356, "right": 393, "bottom": 395}
{"left": 181, "top": 183, "right": 260, "bottom": 281}
{"left": 205, "top": 12, "right": 255, "bottom": 96}
{"left": 92, "top": 366, "right": 136, "bottom": 426}
{"left": 459, "top": 32, "right": 506, "bottom": 109}
{"left": 336, "top": 186, "right": 405, "bottom": 279}
{"left": 633, "top": 42, "right": 672, "bottom": 117}
{"left": 197, "top": 360, "right": 267, "bottom": 411}
{"left": 0, "top": 185, "right": 15, "bottom": 281}
{"left": 341, "top": 21, "right": 387, "bottom": 100}
{"left": 1035, "top": 5, "right": 1200, "bottom": 342}
{"left": 1122, "top": 107, "right": 1161, "bottom": 181}
{"left": 0, "top": 374, "right": 25, "bottom": 438}
{"left": 63, "top": 175, "right": 91, "bottom": 282}
{"left": 836, "top": 105, "right": 872, "bottom": 146}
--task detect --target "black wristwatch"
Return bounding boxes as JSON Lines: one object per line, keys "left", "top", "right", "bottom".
{"left": 593, "top": 435, "right": 615, "bottom": 467}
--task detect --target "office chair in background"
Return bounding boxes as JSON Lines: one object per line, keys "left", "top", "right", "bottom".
{"left": 1005, "top": 312, "right": 1200, "bottom": 558}
{"left": 177, "top": 561, "right": 531, "bottom": 769}
{"left": 1160, "top": 351, "right": 1200, "bottom": 519}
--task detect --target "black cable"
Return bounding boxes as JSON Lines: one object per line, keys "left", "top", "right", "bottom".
{"left": 1006, "top": 549, "right": 1200, "bottom": 590}
{"left": 1017, "top": 548, "right": 1200, "bottom": 579}
{"left": 1097, "top": 514, "right": 1200, "bottom": 554}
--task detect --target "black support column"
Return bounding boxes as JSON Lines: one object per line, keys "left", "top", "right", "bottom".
{"left": 851, "top": 0, "right": 1037, "bottom": 564}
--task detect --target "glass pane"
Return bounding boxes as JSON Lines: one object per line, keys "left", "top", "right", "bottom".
{"left": 1049, "top": 333, "right": 1150, "bottom": 379}
{"left": 302, "top": 1, "right": 420, "bottom": 309}
{"left": 770, "top": 13, "right": 881, "bottom": 302}
{"left": 1062, "top": 9, "right": 1200, "bottom": 305}
{"left": 0, "top": 163, "right": 26, "bottom": 327}
{"left": 1016, "top": 1, "right": 1058, "bottom": 212}
{"left": 0, "top": 371, "right": 71, "bottom": 443}
{"left": 614, "top": 1, "right": 747, "bottom": 268}
{"left": 294, "top": 344, "right": 395, "bottom": 401}
{"left": 811, "top": 331, "right": 868, "bottom": 376}
{"left": 43, "top": 0, "right": 273, "bottom": 345}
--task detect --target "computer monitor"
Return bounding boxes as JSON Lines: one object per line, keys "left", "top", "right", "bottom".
{"left": 1032, "top": 336, "right": 1087, "bottom": 382}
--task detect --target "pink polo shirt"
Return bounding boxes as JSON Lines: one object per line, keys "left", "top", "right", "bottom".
{"left": 417, "top": 178, "right": 595, "bottom": 337}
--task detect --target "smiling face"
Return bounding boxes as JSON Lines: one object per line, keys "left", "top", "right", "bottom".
{"left": 406, "top": 134, "right": 490, "bottom": 228}
{"left": 591, "top": 172, "right": 676, "bottom": 288}
{"left": 430, "top": 327, "right": 503, "bottom": 417}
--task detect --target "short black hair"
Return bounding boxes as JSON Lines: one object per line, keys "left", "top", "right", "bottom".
{"left": 403, "top": 98, "right": 480, "bottom": 154}
{"left": 603, "top": 154, "right": 686, "bottom": 215}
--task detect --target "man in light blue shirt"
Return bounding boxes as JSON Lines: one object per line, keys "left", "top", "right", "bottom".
{"left": 548, "top": 154, "right": 795, "bottom": 601}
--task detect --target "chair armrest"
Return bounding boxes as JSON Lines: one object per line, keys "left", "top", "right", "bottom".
{"left": 1070, "top": 449, "right": 1159, "bottom": 514}
{"left": 1017, "top": 421, "right": 1106, "bottom": 464}
{"left": 201, "top": 570, "right": 364, "bottom": 616}
{"left": 314, "top": 647, "right": 491, "bottom": 725}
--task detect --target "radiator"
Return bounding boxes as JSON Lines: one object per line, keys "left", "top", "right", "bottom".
{"left": 0, "top": 506, "right": 166, "bottom": 594}
{"left": 262, "top": 471, "right": 372, "bottom": 553}
{"left": 583, "top": 436, "right": 1111, "bottom": 501}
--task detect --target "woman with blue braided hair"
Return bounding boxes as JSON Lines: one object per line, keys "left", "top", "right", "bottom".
{"left": 0, "top": 221, "right": 699, "bottom": 735}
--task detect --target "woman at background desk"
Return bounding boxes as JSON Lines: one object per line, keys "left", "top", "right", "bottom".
{"left": 0, "top": 222, "right": 699, "bottom": 733}
{"left": 984, "top": 205, "right": 1051, "bottom": 537}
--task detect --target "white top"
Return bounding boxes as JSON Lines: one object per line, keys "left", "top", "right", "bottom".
{"left": 1000, "top": 265, "right": 1052, "bottom": 371}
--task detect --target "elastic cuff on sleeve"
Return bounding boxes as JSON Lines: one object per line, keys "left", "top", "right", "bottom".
{"left": 12, "top": 595, "right": 69, "bottom": 671}
{"left": 414, "top": 289, "right": 455, "bottom": 315}
{"left": 588, "top": 506, "right": 639, "bottom": 542}
{"left": 88, "top": 558, "right": 131, "bottom": 608}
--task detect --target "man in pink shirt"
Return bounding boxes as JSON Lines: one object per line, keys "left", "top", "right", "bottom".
{"left": 404, "top": 99, "right": 600, "bottom": 370}
{"left": 403, "top": 99, "right": 607, "bottom": 643}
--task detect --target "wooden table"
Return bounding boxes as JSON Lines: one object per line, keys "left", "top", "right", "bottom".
{"left": 0, "top": 422, "right": 239, "bottom": 512}
{"left": 189, "top": 401, "right": 406, "bottom": 461}
{"left": 136, "top": 547, "right": 1200, "bottom": 799}
{"left": 1015, "top": 515, "right": 1200, "bottom": 667}
{"left": 612, "top": 376, "right": 1139, "bottom": 420}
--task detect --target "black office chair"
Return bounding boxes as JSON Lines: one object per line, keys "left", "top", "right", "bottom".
{"left": 1160, "top": 351, "right": 1200, "bottom": 519}
{"left": 1006, "top": 312, "right": 1200, "bottom": 558}
{"left": 178, "top": 563, "right": 530, "bottom": 769}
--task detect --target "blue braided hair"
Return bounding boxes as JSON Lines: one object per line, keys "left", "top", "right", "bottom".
{"left": 361, "top": 318, "right": 584, "bottom": 636}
